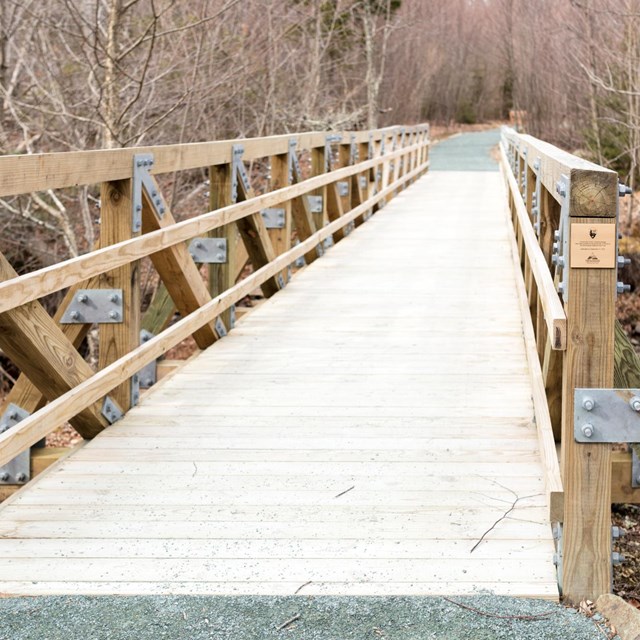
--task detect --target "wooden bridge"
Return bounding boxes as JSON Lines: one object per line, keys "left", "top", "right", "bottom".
{"left": 0, "top": 125, "right": 635, "bottom": 603}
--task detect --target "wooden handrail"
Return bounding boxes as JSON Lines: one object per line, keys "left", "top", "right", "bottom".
{"left": 499, "top": 143, "right": 567, "bottom": 350}
{"left": 0, "top": 125, "right": 430, "bottom": 467}
{"left": 0, "top": 125, "right": 426, "bottom": 197}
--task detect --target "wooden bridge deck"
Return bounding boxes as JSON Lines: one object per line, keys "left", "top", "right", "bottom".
{"left": 0, "top": 170, "right": 558, "bottom": 598}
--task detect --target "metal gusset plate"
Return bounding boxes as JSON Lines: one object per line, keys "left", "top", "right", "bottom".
{"left": 188, "top": 238, "right": 227, "bottom": 263}
{"left": 138, "top": 330, "right": 157, "bottom": 389}
{"left": 574, "top": 388, "right": 640, "bottom": 443}
{"left": 260, "top": 208, "right": 286, "bottom": 229}
{"left": 231, "top": 144, "right": 251, "bottom": 202}
{"left": 61, "top": 289, "right": 124, "bottom": 324}
{"left": 551, "top": 174, "right": 570, "bottom": 300}
{"left": 532, "top": 157, "right": 542, "bottom": 237}
{"left": 132, "top": 153, "right": 166, "bottom": 232}
{"left": 0, "top": 404, "right": 30, "bottom": 485}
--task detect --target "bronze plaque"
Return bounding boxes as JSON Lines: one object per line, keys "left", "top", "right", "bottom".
{"left": 570, "top": 223, "right": 616, "bottom": 269}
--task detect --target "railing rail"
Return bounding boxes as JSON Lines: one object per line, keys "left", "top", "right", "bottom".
{"left": 0, "top": 124, "right": 430, "bottom": 473}
{"left": 500, "top": 125, "right": 620, "bottom": 602}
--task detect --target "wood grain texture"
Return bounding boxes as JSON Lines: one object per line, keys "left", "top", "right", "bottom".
{"left": 0, "top": 169, "right": 556, "bottom": 598}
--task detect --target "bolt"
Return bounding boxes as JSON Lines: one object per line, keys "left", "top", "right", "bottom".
{"left": 77, "top": 294, "right": 88, "bottom": 304}
{"left": 144, "top": 378, "right": 153, "bottom": 387}
{"left": 137, "top": 160, "right": 143, "bottom": 167}
{"left": 556, "top": 256, "right": 565, "bottom": 267}
{"left": 70, "top": 310, "right": 80, "bottom": 320}
{"left": 554, "top": 230, "right": 560, "bottom": 241}
{"left": 16, "top": 473, "right": 26, "bottom": 483}
{"left": 612, "top": 526, "right": 626, "bottom": 539}
{"left": 582, "top": 397, "right": 595, "bottom": 411}
{"left": 612, "top": 552, "right": 625, "bottom": 565}
{"left": 553, "top": 242, "right": 559, "bottom": 252}
{"left": 149, "top": 159, "right": 154, "bottom": 166}
{"left": 195, "top": 241, "right": 204, "bottom": 249}
{"left": 110, "top": 293, "right": 119, "bottom": 303}
{"left": 109, "top": 310, "right": 119, "bottom": 320}
{"left": 0, "top": 472, "right": 9, "bottom": 482}
{"left": 553, "top": 553, "right": 559, "bottom": 566}
{"left": 136, "top": 204, "right": 142, "bottom": 212}
{"left": 618, "top": 256, "right": 631, "bottom": 267}
{"left": 152, "top": 190, "right": 157, "bottom": 198}
{"left": 159, "top": 206, "right": 166, "bottom": 215}
{"left": 556, "top": 181, "right": 566, "bottom": 197}
{"left": 8, "top": 411, "right": 17, "bottom": 421}
{"left": 630, "top": 396, "right": 640, "bottom": 412}
{"left": 619, "top": 183, "right": 632, "bottom": 197}
{"left": 618, "top": 282, "right": 631, "bottom": 294}
{"left": 581, "top": 423, "right": 594, "bottom": 438}
{"left": 217, "top": 242, "right": 224, "bottom": 249}
{"left": 532, "top": 206, "right": 539, "bottom": 217}
{"left": 216, "top": 254, "right": 223, "bottom": 261}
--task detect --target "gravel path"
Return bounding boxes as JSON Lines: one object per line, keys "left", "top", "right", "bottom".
{"left": 0, "top": 594, "right": 608, "bottom": 639}
{"left": 430, "top": 129, "right": 501, "bottom": 172}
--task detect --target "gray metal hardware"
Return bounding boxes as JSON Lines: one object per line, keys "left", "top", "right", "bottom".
{"left": 61, "top": 289, "right": 124, "bottom": 324}
{"left": 359, "top": 175, "right": 368, "bottom": 190}
{"left": 618, "top": 282, "right": 631, "bottom": 294}
{"left": 138, "top": 330, "right": 157, "bottom": 389}
{"left": 307, "top": 195, "right": 323, "bottom": 213}
{"left": 288, "top": 139, "right": 302, "bottom": 183}
{"left": 520, "top": 147, "right": 528, "bottom": 199}
{"left": 337, "top": 181, "right": 349, "bottom": 197}
{"left": 260, "top": 208, "right": 286, "bottom": 229}
{"left": 132, "top": 153, "right": 166, "bottom": 232}
{"left": 552, "top": 174, "right": 570, "bottom": 300}
{"left": 231, "top": 145, "right": 251, "bottom": 202}
{"left": 574, "top": 388, "right": 640, "bottom": 442}
{"left": 612, "top": 525, "right": 626, "bottom": 539}
{"left": 230, "top": 304, "right": 236, "bottom": 329}
{"left": 632, "top": 448, "right": 640, "bottom": 487}
{"left": 293, "top": 239, "right": 306, "bottom": 268}
{"left": 619, "top": 183, "right": 633, "bottom": 197}
{"left": 215, "top": 317, "right": 227, "bottom": 338}
{"left": 130, "top": 373, "right": 140, "bottom": 407}
{"left": 277, "top": 274, "right": 286, "bottom": 289}
{"left": 618, "top": 256, "right": 631, "bottom": 268}
{"left": 0, "top": 404, "right": 30, "bottom": 485}
{"left": 553, "top": 522, "right": 563, "bottom": 595}
{"left": 368, "top": 133, "right": 374, "bottom": 160}
{"left": 325, "top": 134, "right": 342, "bottom": 172}
{"left": 532, "top": 156, "right": 542, "bottom": 237}
{"left": 350, "top": 134, "right": 358, "bottom": 165}
{"left": 101, "top": 396, "right": 123, "bottom": 424}
{"left": 612, "top": 552, "right": 625, "bottom": 565}
{"left": 188, "top": 238, "right": 227, "bottom": 263}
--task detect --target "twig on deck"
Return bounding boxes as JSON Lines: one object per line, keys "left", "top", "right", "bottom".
{"left": 334, "top": 485, "right": 355, "bottom": 498}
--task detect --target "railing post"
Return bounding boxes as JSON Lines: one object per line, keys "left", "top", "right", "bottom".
{"left": 269, "top": 152, "right": 292, "bottom": 284}
{"left": 99, "top": 179, "right": 140, "bottom": 409}
{"left": 310, "top": 145, "right": 327, "bottom": 232}
{"left": 209, "top": 162, "right": 235, "bottom": 330}
{"left": 560, "top": 171, "right": 618, "bottom": 602}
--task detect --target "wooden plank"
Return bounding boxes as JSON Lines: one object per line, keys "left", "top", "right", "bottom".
{"left": 141, "top": 283, "right": 175, "bottom": 335}
{"left": 0, "top": 125, "right": 425, "bottom": 197}
{"left": 0, "top": 150, "right": 429, "bottom": 468}
{"left": 326, "top": 182, "right": 346, "bottom": 243}
{"left": 310, "top": 146, "right": 327, "bottom": 231}
{"left": 0, "top": 253, "right": 112, "bottom": 439}
{"left": 209, "top": 162, "right": 236, "bottom": 330}
{"left": 505, "top": 192, "right": 564, "bottom": 522}
{"left": 560, "top": 212, "right": 616, "bottom": 603}
{"left": 500, "top": 144, "right": 567, "bottom": 350}
{"left": 0, "top": 143, "right": 424, "bottom": 313}
{"left": 98, "top": 179, "right": 140, "bottom": 409}
{"left": 502, "top": 127, "right": 618, "bottom": 217}
{"left": 269, "top": 153, "right": 292, "bottom": 284}
{"left": 141, "top": 178, "right": 218, "bottom": 348}
{"left": 290, "top": 151, "right": 321, "bottom": 266}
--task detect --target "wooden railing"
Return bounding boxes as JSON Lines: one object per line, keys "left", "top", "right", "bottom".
{"left": 500, "top": 126, "right": 623, "bottom": 602}
{"left": 0, "top": 125, "right": 430, "bottom": 472}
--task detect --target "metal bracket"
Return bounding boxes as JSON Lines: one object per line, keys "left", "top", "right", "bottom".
{"left": 632, "top": 448, "right": 640, "bottom": 488}
{"left": 132, "top": 153, "right": 166, "bottom": 232}
{"left": 359, "top": 175, "right": 368, "bottom": 190}
{"left": 574, "top": 388, "right": 640, "bottom": 442}
{"left": 101, "top": 396, "right": 123, "bottom": 424}
{"left": 337, "top": 181, "right": 349, "bottom": 197}
{"left": 307, "top": 195, "right": 323, "bottom": 214}
{"left": 350, "top": 134, "right": 359, "bottom": 165}
{"left": 230, "top": 305, "right": 236, "bottom": 329}
{"left": 0, "top": 404, "right": 30, "bottom": 485}
{"left": 231, "top": 145, "right": 251, "bottom": 203}
{"left": 552, "top": 523, "right": 563, "bottom": 596}
{"left": 61, "top": 289, "right": 124, "bottom": 324}
{"left": 325, "top": 134, "right": 342, "bottom": 172}
{"left": 188, "top": 238, "right": 227, "bottom": 263}
{"left": 138, "top": 330, "right": 157, "bottom": 389}
{"left": 288, "top": 139, "right": 302, "bottom": 183}
{"left": 616, "top": 182, "right": 632, "bottom": 295}
{"left": 532, "top": 157, "right": 542, "bottom": 237}
{"left": 260, "top": 208, "right": 286, "bottom": 229}
{"left": 552, "top": 174, "right": 570, "bottom": 300}
{"left": 130, "top": 373, "right": 140, "bottom": 407}
{"left": 215, "top": 317, "right": 227, "bottom": 338}
{"left": 520, "top": 147, "right": 528, "bottom": 199}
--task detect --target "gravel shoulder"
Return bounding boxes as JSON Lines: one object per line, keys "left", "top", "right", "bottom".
{"left": 0, "top": 594, "right": 608, "bottom": 640}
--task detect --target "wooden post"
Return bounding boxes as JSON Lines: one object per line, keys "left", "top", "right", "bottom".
{"left": 560, "top": 172, "right": 617, "bottom": 602}
{"left": 269, "top": 153, "right": 292, "bottom": 284}
{"left": 99, "top": 179, "right": 140, "bottom": 409}
{"left": 310, "top": 146, "right": 327, "bottom": 232}
{"left": 209, "top": 163, "right": 235, "bottom": 330}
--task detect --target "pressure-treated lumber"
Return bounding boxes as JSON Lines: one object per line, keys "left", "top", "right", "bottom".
{"left": 500, "top": 144, "right": 566, "bottom": 350}
{"left": 0, "top": 168, "right": 556, "bottom": 598}
{"left": 0, "top": 151, "right": 428, "bottom": 468}
{"left": 0, "top": 254, "right": 113, "bottom": 439}
{"left": 502, "top": 127, "right": 618, "bottom": 217}
{"left": 0, "top": 126, "right": 425, "bottom": 198}
{"left": 0, "top": 143, "right": 422, "bottom": 313}
{"left": 141, "top": 177, "right": 219, "bottom": 348}
{"left": 268, "top": 153, "right": 292, "bottom": 285}
{"left": 99, "top": 179, "right": 140, "bottom": 409}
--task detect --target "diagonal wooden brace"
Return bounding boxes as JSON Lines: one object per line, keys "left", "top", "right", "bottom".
{"left": 0, "top": 253, "right": 115, "bottom": 439}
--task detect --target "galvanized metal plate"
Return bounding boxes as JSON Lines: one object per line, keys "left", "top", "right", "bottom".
{"left": 61, "top": 289, "right": 123, "bottom": 324}
{"left": 632, "top": 448, "right": 640, "bottom": 488}
{"left": 574, "top": 388, "right": 640, "bottom": 442}
{"left": 337, "top": 181, "right": 349, "bottom": 197}
{"left": 0, "top": 402, "right": 31, "bottom": 483}
{"left": 101, "top": 396, "right": 123, "bottom": 424}
{"left": 359, "top": 176, "right": 368, "bottom": 190}
{"left": 215, "top": 317, "right": 227, "bottom": 338}
{"left": 260, "top": 208, "right": 286, "bottom": 229}
{"left": 138, "top": 330, "right": 157, "bottom": 389}
{"left": 188, "top": 238, "right": 227, "bottom": 263}
{"left": 307, "top": 195, "right": 323, "bottom": 214}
